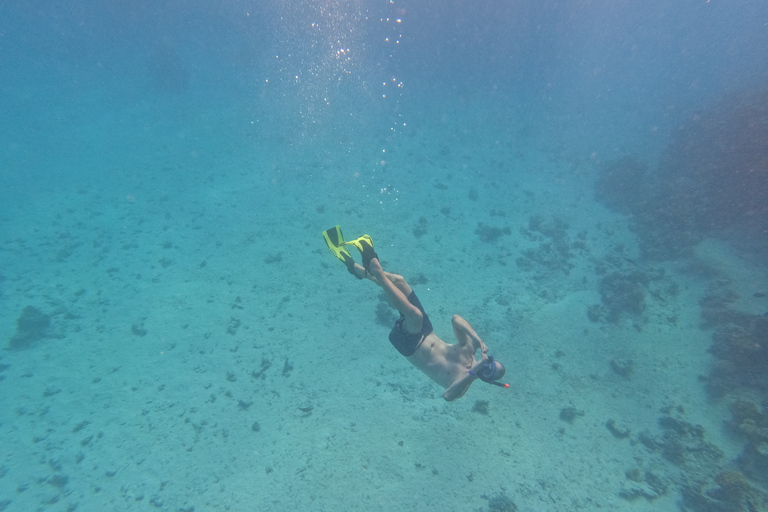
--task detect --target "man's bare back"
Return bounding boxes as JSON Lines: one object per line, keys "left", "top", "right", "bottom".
{"left": 322, "top": 227, "right": 507, "bottom": 401}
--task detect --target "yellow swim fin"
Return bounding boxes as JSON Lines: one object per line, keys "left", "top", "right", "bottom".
{"left": 322, "top": 225, "right": 359, "bottom": 277}
{"left": 342, "top": 234, "right": 378, "bottom": 272}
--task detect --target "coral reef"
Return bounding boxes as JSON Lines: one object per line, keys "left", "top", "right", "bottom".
{"left": 376, "top": 301, "right": 397, "bottom": 327}
{"left": 625, "top": 406, "right": 768, "bottom": 512}
{"left": 599, "top": 271, "right": 647, "bottom": 320}
{"left": 515, "top": 215, "right": 582, "bottom": 301}
{"left": 729, "top": 401, "right": 768, "bottom": 485}
{"left": 658, "top": 87, "right": 768, "bottom": 253}
{"left": 682, "top": 470, "right": 767, "bottom": 512}
{"left": 704, "top": 301, "right": 768, "bottom": 397}
{"left": 606, "top": 419, "right": 631, "bottom": 439}
{"left": 610, "top": 358, "right": 633, "bottom": 378}
{"left": 413, "top": 216, "right": 428, "bottom": 238}
{"left": 472, "top": 400, "right": 490, "bottom": 415}
{"left": 517, "top": 215, "right": 573, "bottom": 271}
{"left": 594, "top": 84, "right": 768, "bottom": 260}
{"left": 714, "top": 471, "right": 767, "bottom": 511}
{"left": 628, "top": 410, "right": 761, "bottom": 512}
{"left": 699, "top": 282, "right": 743, "bottom": 329}
{"left": 475, "top": 222, "right": 510, "bottom": 243}
{"left": 588, "top": 269, "right": 665, "bottom": 324}
{"left": 519, "top": 216, "right": 573, "bottom": 272}
{"left": 619, "top": 468, "right": 667, "bottom": 501}
{"left": 559, "top": 406, "right": 584, "bottom": 423}
{"left": 637, "top": 413, "right": 723, "bottom": 468}
{"left": 8, "top": 306, "right": 51, "bottom": 350}
{"left": 486, "top": 492, "right": 517, "bottom": 512}
{"left": 594, "top": 156, "right": 701, "bottom": 260}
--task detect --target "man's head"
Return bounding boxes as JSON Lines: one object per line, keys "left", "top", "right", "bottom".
{"left": 477, "top": 356, "right": 506, "bottom": 383}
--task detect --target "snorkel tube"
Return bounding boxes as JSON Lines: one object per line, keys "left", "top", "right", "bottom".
{"left": 469, "top": 356, "right": 510, "bottom": 388}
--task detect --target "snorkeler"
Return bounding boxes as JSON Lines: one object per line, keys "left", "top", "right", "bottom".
{"left": 322, "top": 226, "right": 508, "bottom": 401}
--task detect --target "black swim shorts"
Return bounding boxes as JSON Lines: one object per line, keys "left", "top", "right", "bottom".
{"left": 388, "top": 291, "right": 434, "bottom": 357}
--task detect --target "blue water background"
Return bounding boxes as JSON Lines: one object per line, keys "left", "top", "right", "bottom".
{"left": 3, "top": 0, "right": 766, "bottom": 198}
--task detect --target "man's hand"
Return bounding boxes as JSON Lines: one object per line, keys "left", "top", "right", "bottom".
{"left": 471, "top": 335, "right": 488, "bottom": 357}
{"left": 469, "top": 355, "right": 489, "bottom": 374}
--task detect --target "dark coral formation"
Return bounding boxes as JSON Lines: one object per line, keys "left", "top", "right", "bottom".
{"left": 472, "top": 400, "right": 490, "bottom": 415}
{"left": 375, "top": 301, "right": 397, "bottom": 327}
{"left": 606, "top": 419, "right": 631, "bottom": 439}
{"left": 699, "top": 282, "right": 742, "bottom": 329}
{"left": 487, "top": 492, "right": 517, "bottom": 512}
{"left": 599, "top": 271, "right": 647, "bottom": 320}
{"left": 559, "top": 406, "right": 584, "bottom": 423}
{"left": 588, "top": 269, "right": 666, "bottom": 324}
{"left": 701, "top": 281, "right": 768, "bottom": 398}
{"left": 620, "top": 468, "right": 668, "bottom": 501}
{"left": 593, "top": 86, "right": 768, "bottom": 506}
{"left": 594, "top": 85, "right": 768, "bottom": 260}
{"left": 515, "top": 215, "right": 582, "bottom": 301}
{"left": 713, "top": 471, "right": 767, "bottom": 511}
{"left": 708, "top": 317, "right": 768, "bottom": 396}
{"left": 413, "top": 216, "right": 428, "bottom": 238}
{"left": 516, "top": 216, "right": 574, "bottom": 273}
{"left": 683, "top": 470, "right": 768, "bottom": 512}
{"left": 629, "top": 411, "right": 725, "bottom": 507}
{"left": 728, "top": 401, "right": 768, "bottom": 486}
{"left": 614, "top": 405, "right": 768, "bottom": 510}
{"left": 595, "top": 156, "right": 701, "bottom": 260}
{"left": 658, "top": 88, "right": 768, "bottom": 253}
{"left": 475, "top": 222, "right": 510, "bottom": 243}
{"left": 9, "top": 306, "right": 51, "bottom": 350}
{"left": 691, "top": 284, "right": 768, "bottom": 510}
{"left": 610, "top": 358, "right": 633, "bottom": 378}
{"left": 655, "top": 416, "right": 720, "bottom": 466}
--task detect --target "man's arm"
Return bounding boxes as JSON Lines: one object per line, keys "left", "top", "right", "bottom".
{"left": 442, "top": 357, "right": 488, "bottom": 401}
{"left": 451, "top": 315, "right": 488, "bottom": 354}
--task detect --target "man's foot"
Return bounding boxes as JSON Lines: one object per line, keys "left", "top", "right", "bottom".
{"left": 322, "top": 226, "right": 362, "bottom": 279}
{"left": 343, "top": 235, "right": 379, "bottom": 274}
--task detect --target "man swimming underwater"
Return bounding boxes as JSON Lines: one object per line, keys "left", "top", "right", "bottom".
{"left": 323, "top": 226, "right": 508, "bottom": 401}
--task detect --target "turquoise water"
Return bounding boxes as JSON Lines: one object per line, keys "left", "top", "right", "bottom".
{"left": 1, "top": 1, "right": 767, "bottom": 511}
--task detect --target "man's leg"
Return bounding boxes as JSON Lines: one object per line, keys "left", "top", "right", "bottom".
{"left": 351, "top": 262, "right": 412, "bottom": 294}
{"left": 351, "top": 259, "right": 423, "bottom": 333}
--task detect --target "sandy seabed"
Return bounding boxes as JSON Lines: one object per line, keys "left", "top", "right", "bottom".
{"left": 0, "top": 99, "right": 763, "bottom": 512}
